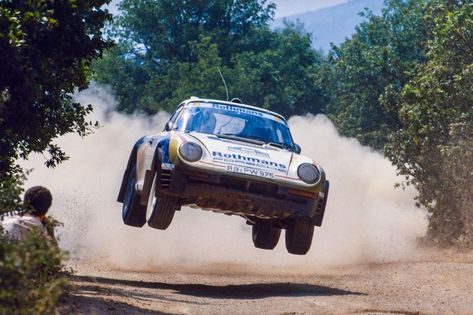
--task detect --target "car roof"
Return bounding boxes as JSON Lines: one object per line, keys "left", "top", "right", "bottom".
{"left": 181, "top": 98, "right": 287, "bottom": 122}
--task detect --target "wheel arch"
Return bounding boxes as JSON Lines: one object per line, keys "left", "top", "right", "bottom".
{"left": 139, "top": 136, "right": 171, "bottom": 206}
{"left": 117, "top": 136, "right": 148, "bottom": 203}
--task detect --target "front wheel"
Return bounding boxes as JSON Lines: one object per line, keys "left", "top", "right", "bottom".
{"left": 147, "top": 195, "right": 178, "bottom": 230}
{"left": 252, "top": 220, "right": 281, "bottom": 250}
{"left": 285, "top": 218, "right": 314, "bottom": 255}
{"left": 122, "top": 166, "right": 147, "bottom": 227}
{"left": 146, "top": 173, "right": 178, "bottom": 230}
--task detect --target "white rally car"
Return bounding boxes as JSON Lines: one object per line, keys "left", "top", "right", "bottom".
{"left": 117, "top": 98, "right": 329, "bottom": 255}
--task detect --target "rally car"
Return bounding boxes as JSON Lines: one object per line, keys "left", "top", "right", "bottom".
{"left": 117, "top": 97, "right": 329, "bottom": 255}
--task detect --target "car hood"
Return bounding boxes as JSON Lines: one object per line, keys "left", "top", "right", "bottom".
{"left": 188, "top": 132, "right": 293, "bottom": 175}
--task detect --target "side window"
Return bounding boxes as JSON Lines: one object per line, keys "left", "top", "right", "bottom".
{"left": 169, "top": 105, "right": 183, "bottom": 123}
{"left": 164, "top": 105, "right": 184, "bottom": 131}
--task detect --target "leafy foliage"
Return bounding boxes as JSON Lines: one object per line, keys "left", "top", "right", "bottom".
{"left": 229, "top": 24, "right": 327, "bottom": 117}
{"left": 0, "top": 0, "right": 112, "bottom": 181}
{"left": 93, "top": 0, "right": 326, "bottom": 116}
{"left": 0, "top": 168, "right": 26, "bottom": 214}
{"left": 324, "top": 0, "right": 429, "bottom": 149}
{"left": 319, "top": 0, "right": 473, "bottom": 245}
{"left": 115, "top": 0, "right": 275, "bottom": 64}
{"left": 0, "top": 229, "right": 67, "bottom": 315}
{"left": 386, "top": 0, "right": 473, "bottom": 246}
{"left": 0, "top": 1, "right": 111, "bottom": 313}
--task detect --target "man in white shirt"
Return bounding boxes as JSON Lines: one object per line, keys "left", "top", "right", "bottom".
{"left": 1, "top": 186, "right": 52, "bottom": 241}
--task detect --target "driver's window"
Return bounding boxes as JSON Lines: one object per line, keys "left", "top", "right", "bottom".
{"left": 165, "top": 105, "right": 183, "bottom": 130}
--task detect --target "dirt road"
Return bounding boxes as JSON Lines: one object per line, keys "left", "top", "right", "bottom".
{"left": 60, "top": 251, "right": 473, "bottom": 315}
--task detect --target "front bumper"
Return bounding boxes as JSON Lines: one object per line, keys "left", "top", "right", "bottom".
{"left": 161, "top": 168, "right": 326, "bottom": 225}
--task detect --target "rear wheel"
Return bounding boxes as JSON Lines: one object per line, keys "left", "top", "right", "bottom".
{"left": 122, "top": 166, "right": 147, "bottom": 227}
{"left": 285, "top": 218, "right": 314, "bottom": 255}
{"left": 252, "top": 220, "right": 281, "bottom": 250}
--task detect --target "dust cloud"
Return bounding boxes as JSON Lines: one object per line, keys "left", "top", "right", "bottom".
{"left": 23, "top": 85, "right": 427, "bottom": 273}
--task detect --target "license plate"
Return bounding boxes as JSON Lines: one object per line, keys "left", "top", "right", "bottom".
{"left": 225, "top": 165, "right": 274, "bottom": 179}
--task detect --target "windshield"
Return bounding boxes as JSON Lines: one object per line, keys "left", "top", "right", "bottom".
{"left": 174, "top": 102, "right": 295, "bottom": 149}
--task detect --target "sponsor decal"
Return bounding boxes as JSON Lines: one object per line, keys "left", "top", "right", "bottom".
{"left": 188, "top": 102, "right": 283, "bottom": 122}
{"left": 228, "top": 146, "right": 269, "bottom": 158}
{"left": 212, "top": 151, "right": 286, "bottom": 172}
{"left": 211, "top": 103, "right": 263, "bottom": 117}
{"left": 161, "top": 163, "right": 174, "bottom": 170}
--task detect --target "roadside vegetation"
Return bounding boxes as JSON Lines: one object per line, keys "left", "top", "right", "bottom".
{"left": 0, "top": 0, "right": 471, "bottom": 312}
{"left": 0, "top": 0, "right": 111, "bottom": 313}
{"left": 324, "top": 0, "right": 473, "bottom": 246}
{"left": 0, "top": 227, "right": 67, "bottom": 315}
{"left": 92, "top": 0, "right": 326, "bottom": 116}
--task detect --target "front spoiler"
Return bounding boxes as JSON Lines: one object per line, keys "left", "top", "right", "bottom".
{"left": 163, "top": 171, "right": 326, "bottom": 226}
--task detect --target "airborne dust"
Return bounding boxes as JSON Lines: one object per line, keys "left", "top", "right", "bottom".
{"left": 24, "top": 85, "right": 427, "bottom": 273}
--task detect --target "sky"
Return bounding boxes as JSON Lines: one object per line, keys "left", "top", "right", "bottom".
{"left": 271, "top": 0, "right": 347, "bottom": 17}
{"left": 106, "top": 0, "right": 348, "bottom": 18}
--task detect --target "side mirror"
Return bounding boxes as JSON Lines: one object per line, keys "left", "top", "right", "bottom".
{"left": 164, "top": 121, "right": 175, "bottom": 131}
{"left": 293, "top": 144, "right": 301, "bottom": 154}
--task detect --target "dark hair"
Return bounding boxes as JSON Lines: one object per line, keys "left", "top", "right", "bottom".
{"left": 23, "top": 186, "right": 52, "bottom": 216}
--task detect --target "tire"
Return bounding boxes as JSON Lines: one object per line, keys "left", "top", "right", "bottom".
{"left": 285, "top": 218, "right": 314, "bottom": 255}
{"left": 252, "top": 220, "right": 281, "bottom": 250}
{"left": 122, "top": 166, "right": 147, "bottom": 227}
{"left": 147, "top": 194, "right": 178, "bottom": 230}
{"left": 146, "top": 162, "right": 178, "bottom": 230}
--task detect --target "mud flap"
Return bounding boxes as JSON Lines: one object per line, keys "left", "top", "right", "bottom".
{"left": 117, "top": 136, "right": 147, "bottom": 203}
{"left": 140, "top": 146, "right": 164, "bottom": 206}
{"left": 312, "top": 180, "right": 330, "bottom": 227}
{"left": 117, "top": 167, "right": 131, "bottom": 203}
{"left": 140, "top": 169, "right": 155, "bottom": 206}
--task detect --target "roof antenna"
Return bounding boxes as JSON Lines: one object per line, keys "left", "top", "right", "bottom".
{"left": 217, "top": 67, "right": 229, "bottom": 101}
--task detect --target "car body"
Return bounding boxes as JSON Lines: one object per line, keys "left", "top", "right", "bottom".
{"left": 117, "top": 98, "right": 329, "bottom": 255}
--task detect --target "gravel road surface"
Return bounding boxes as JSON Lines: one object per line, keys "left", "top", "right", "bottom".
{"left": 60, "top": 251, "right": 473, "bottom": 315}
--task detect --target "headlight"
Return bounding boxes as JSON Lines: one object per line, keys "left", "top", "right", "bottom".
{"left": 179, "top": 142, "right": 203, "bottom": 162}
{"left": 297, "top": 163, "right": 320, "bottom": 184}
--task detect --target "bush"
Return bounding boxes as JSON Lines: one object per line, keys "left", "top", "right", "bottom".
{"left": 1, "top": 167, "right": 67, "bottom": 313}
{"left": 0, "top": 227, "right": 67, "bottom": 315}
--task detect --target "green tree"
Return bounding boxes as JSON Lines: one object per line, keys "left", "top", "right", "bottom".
{"left": 115, "top": 0, "right": 275, "bottom": 64}
{"left": 0, "top": 0, "right": 112, "bottom": 189}
{"left": 386, "top": 0, "right": 473, "bottom": 246}
{"left": 230, "top": 24, "right": 327, "bottom": 117}
{"left": 325, "top": 0, "right": 429, "bottom": 149}
{"left": 93, "top": 0, "right": 326, "bottom": 116}
{"left": 94, "top": 0, "right": 275, "bottom": 113}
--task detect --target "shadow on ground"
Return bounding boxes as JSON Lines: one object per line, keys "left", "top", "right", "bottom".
{"left": 59, "top": 293, "right": 175, "bottom": 315}
{"left": 69, "top": 274, "right": 365, "bottom": 300}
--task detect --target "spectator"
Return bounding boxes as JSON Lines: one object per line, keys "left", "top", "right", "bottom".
{"left": 1, "top": 186, "right": 53, "bottom": 241}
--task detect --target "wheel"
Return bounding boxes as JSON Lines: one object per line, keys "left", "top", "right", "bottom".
{"left": 147, "top": 169, "right": 178, "bottom": 230}
{"left": 122, "top": 166, "right": 147, "bottom": 227}
{"left": 147, "top": 194, "right": 178, "bottom": 230}
{"left": 252, "top": 220, "right": 281, "bottom": 250}
{"left": 285, "top": 218, "right": 314, "bottom": 255}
